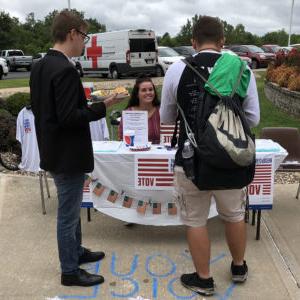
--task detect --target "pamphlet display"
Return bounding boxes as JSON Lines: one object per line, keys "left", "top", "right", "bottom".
{"left": 122, "top": 111, "right": 148, "bottom": 146}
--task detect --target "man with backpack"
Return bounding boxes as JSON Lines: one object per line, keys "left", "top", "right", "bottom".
{"left": 160, "top": 16, "right": 260, "bottom": 296}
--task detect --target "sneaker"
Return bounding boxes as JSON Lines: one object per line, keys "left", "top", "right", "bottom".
{"left": 180, "top": 272, "right": 215, "bottom": 296}
{"left": 231, "top": 261, "right": 248, "bottom": 283}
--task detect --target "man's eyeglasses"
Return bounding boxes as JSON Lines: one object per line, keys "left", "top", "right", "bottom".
{"left": 76, "top": 29, "right": 90, "bottom": 44}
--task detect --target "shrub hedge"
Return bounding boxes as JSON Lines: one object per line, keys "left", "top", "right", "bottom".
{"left": 6, "top": 92, "right": 30, "bottom": 116}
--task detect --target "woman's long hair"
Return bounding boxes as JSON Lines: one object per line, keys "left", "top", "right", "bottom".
{"left": 126, "top": 75, "right": 160, "bottom": 109}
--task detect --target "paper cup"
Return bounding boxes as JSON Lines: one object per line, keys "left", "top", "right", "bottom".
{"left": 124, "top": 130, "right": 135, "bottom": 146}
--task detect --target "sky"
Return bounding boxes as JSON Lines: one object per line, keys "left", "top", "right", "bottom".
{"left": 0, "top": 0, "right": 299, "bottom": 38}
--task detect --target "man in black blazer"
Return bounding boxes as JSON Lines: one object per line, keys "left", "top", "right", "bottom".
{"left": 30, "top": 10, "right": 125, "bottom": 287}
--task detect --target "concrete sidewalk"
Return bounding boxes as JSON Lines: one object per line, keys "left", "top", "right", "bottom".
{"left": 0, "top": 173, "right": 300, "bottom": 300}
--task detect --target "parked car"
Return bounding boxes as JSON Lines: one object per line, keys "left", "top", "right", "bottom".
{"left": 172, "top": 46, "right": 196, "bottom": 57}
{"left": 0, "top": 57, "right": 9, "bottom": 80}
{"left": 229, "top": 45, "right": 275, "bottom": 69}
{"left": 157, "top": 46, "right": 184, "bottom": 76}
{"left": 221, "top": 48, "right": 252, "bottom": 67}
{"left": 278, "top": 46, "right": 295, "bottom": 56}
{"left": 289, "top": 43, "right": 300, "bottom": 49}
{"left": 261, "top": 44, "right": 281, "bottom": 54}
{"left": 0, "top": 49, "right": 33, "bottom": 71}
{"left": 32, "top": 52, "right": 46, "bottom": 64}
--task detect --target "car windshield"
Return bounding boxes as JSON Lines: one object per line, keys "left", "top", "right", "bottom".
{"left": 158, "top": 47, "right": 180, "bottom": 57}
{"left": 247, "top": 45, "right": 265, "bottom": 53}
{"left": 180, "top": 46, "right": 196, "bottom": 54}
{"left": 271, "top": 46, "right": 281, "bottom": 52}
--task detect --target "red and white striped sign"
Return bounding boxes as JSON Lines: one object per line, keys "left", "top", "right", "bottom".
{"left": 135, "top": 155, "right": 174, "bottom": 190}
{"left": 160, "top": 123, "right": 178, "bottom": 145}
{"left": 248, "top": 156, "right": 274, "bottom": 209}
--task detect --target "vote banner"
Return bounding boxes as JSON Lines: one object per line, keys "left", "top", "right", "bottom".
{"left": 248, "top": 154, "right": 274, "bottom": 210}
{"left": 134, "top": 154, "right": 174, "bottom": 190}
{"left": 160, "top": 123, "right": 177, "bottom": 145}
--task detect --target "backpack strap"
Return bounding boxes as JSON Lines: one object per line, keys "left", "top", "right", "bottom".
{"left": 170, "top": 115, "right": 179, "bottom": 148}
{"left": 182, "top": 59, "right": 223, "bottom": 99}
{"left": 182, "top": 58, "right": 246, "bottom": 100}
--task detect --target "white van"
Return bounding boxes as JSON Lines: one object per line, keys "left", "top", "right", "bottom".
{"left": 77, "top": 29, "right": 158, "bottom": 78}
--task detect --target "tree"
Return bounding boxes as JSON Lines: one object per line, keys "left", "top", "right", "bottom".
{"left": 261, "top": 29, "right": 288, "bottom": 46}
{"left": 0, "top": 11, "right": 19, "bottom": 49}
{"left": 159, "top": 32, "right": 175, "bottom": 47}
{"left": 86, "top": 18, "right": 106, "bottom": 33}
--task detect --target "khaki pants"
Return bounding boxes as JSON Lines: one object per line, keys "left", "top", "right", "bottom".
{"left": 174, "top": 166, "right": 246, "bottom": 227}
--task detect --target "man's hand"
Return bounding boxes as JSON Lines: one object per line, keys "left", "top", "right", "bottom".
{"left": 103, "top": 93, "right": 128, "bottom": 108}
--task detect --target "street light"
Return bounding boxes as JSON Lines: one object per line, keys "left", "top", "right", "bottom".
{"left": 288, "top": 0, "right": 295, "bottom": 46}
{"left": 68, "top": 0, "right": 71, "bottom": 10}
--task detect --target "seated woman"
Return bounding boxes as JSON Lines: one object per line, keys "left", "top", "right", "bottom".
{"left": 118, "top": 76, "right": 160, "bottom": 144}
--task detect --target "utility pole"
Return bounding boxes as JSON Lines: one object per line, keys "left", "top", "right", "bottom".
{"left": 288, "top": 0, "right": 295, "bottom": 46}
{"left": 68, "top": 0, "right": 71, "bottom": 10}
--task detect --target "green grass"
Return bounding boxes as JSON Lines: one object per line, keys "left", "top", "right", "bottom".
{"left": 0, "top": 77, "right": 109, "bottom": 89}
{"left": 0, "top": 78, "right": 30, "bottom": 89}
{"left": 253, "top": 73, "right": 300, "bottom": 136}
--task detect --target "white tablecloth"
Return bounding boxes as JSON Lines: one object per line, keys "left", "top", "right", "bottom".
{"left": 83, "top": 139, "right": 287, "bottom": 225}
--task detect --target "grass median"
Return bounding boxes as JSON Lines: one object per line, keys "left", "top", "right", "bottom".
{"left": 0, "top": 77, "right": 107, "bottom": 89}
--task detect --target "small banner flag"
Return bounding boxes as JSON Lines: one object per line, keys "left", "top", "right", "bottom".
{"left": 167, "top": 203, "right": 177, "bottom": 215}
{"left": 107, "top": 190, "right": 118, "bottom": 203}
{"left": 122, "top": 196, "right": 133, "bottom": 208}
{"left": 137, "top": 200, "right": 147, "bottom": 215}
{"left": 84, "top": 174, "right": 92, "bottom": 188}
{"left": 93, "top": 182, "right": 105, "bottom": 197}
{"left": 152, "top": 202, "right": 161, "bottom": 214}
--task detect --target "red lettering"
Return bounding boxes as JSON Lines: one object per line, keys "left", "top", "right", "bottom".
{"left": 138, "top": 177, "right": 154, "bottom": 186}
{"left": 248, "top": 184, "right": 261, "bottom": 195}
{"left": 255, "top": 185, "right": 261, "bottom": 194}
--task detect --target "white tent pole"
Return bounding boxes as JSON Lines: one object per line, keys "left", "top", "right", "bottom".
{"left": 288, "top": 0, "right": 295, "bottom": 46}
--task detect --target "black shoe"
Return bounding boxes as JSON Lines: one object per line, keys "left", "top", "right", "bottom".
{"left": 79, "top": 248, "right": 105, "bottom": 265}
{"left": 180, "top": 272, "right": 215, "bottom": 296}
{"left": 61, "top": 268, "right": 104, "bottom": 287}
{"left": 231, "top": 260, "right": 248, "bottom": 283}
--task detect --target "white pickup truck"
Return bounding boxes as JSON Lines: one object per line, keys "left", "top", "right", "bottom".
{"left": 0, "top": 49, "right": 33, "bottom": 71}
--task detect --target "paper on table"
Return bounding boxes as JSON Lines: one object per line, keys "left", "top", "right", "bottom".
{"left": 122, "top": 110, "right": 148, "bottom": 146}
{"left": 93, "top": 141, "right": 122, "bottom": 152}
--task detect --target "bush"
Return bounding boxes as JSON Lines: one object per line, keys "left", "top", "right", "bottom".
{"left": 0, "top": 113, "right": 17, "bottom": 148}
{"left": 0, "top": 108, "right": 12, "bottom": 118}
{"left": 6, "top": 92, "right": 30, "bottom": 116}
{"left": 0, "top": 97, "right": 7, "bottom": 110}
{"left": 287, "top": 75, "right": 300, "bottom": 92}
{"left": 266, "top": 63, "right": 300, "bottom": 91}
{"left": 277, "top": 67, "right": 298, "bottom": 88}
